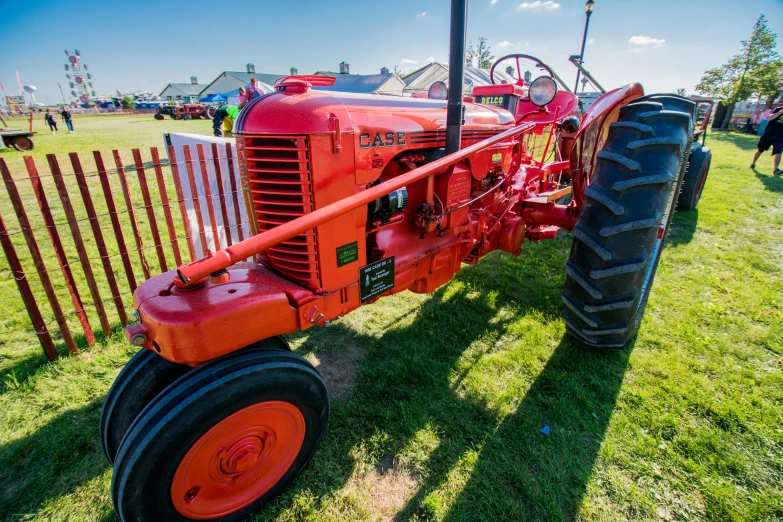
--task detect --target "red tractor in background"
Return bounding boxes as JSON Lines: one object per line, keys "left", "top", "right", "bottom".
{"left": 104, "top": 2, "right": 712, "bottom": 520}
{"left": 154, "top": 103, "right": 209, "bottom": 120}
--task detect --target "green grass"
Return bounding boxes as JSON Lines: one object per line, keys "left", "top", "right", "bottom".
{"left": 0, "top": 122, "right": 782, "bottom": 521}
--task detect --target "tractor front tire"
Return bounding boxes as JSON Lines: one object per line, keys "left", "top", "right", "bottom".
{"left": 154, "top": 114, "right": 165, "bottom": 121}
{"left": 111, "top": 347, "right": 327, "bottom": 522}
{"left": 677, "top": 145, "right": 711, "bottom": 210}
{"left": 563, "top": 94, "right": 695, "bottom": 348}
{"left": 100, "top": 349, "right": 190, "bottom": 464}
{"left": 101, "top": 336, "right": 290, "bottom": 465}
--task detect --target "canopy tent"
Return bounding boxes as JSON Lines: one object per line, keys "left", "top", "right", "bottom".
{"left": 402, "top": 63, "right": 517, "bottom": 96}
{"left": 199, "top": 93, "right": 227, "bottom": 103}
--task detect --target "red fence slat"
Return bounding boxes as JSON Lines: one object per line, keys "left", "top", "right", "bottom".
{"left": 131, "top": 149, "right": 167, "bottom": 272}
{"left": 1, "top": 160, "right": 78, "bottom": 354}
{"left": 225, "top": 143, "right": 245, "bottom": 242}
{"left": 196, "top": 144, "right": 220, "bottom": 251}
{"left": 72, "top": 153, "right": 128, "bottom": 325}
{"left": 150, "top": 147, "right": 182, "bottom": 266}
{"left": 25, "top": 156, "right": 96, "bottom": 346}
{"left": 0, "top": 212, "right": 57, "bottom": 360}
{"left": 183, "top": 144, "right": 209, "bottom": 255}
{"left": 48, "top": 155, "right": 111, "bottom": 337}
{"left": 94, "top": 151, "right": 138, "bottom": 293}
{"left": 112, "top": 150, "right": 152, "bottom": 280}
{"left": 211, "top": 143, "right": 232, "bottom": 247}
{"left": 168, "top": 146, "right": 196, "bottom": 262}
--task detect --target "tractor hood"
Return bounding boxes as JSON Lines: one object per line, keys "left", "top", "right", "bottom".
{"left": 234, "top": 84, "right": 516, "bottom": 139}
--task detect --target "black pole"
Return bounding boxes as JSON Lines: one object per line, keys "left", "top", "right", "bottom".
{"left": 574, "top": 10, "right": 592, "bottom": 93}
{"left": 446, "top": 0, "right": 467, "bottom": 155}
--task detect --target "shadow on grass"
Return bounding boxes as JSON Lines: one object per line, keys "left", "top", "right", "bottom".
{"left": 0, "top": 397, "right": 109, "bottom": 520}
{"left": 258, "top": 240, "right": 631, "bottom": 521}
{"left": 708, "top": 131, "right": 758, "bottom": 151}
{"left": 667, "top": 208, "right": 698, "bottom": 246}
{"left": 753, "top": 168, "right": 783, "bottom": 193}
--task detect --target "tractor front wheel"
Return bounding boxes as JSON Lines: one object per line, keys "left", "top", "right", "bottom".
{"left": 101, "top": 336, "right": 290, "bottom": 465}
{"left": 677, "top": 145, "right": 711, "bottom": 210}
{"left": 100, "top": 349, "right": 190, "bottom": 464}
{"left": 154, "top": 114, "right": 165, "bottom": 120}
{"left": 563, "top": 94, "right": 695, "bottom": 348}
{"left": 111, "top": 347, "right": 328, "bottom": 522}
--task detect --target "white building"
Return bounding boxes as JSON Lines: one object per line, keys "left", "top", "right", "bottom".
{"left": 200, "top": 64, "right": 286, "bottom": 98}
{"left": 402, "top": 63, "right": 517, "bottom": 96}
{"left": 159, "top": 77, "right": 207, "bottom": 102}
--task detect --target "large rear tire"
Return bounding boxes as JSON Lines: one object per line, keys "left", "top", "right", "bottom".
{"left": 111, "top": 347, "right": 327, "bottom": 522}
{"left": 677, "top": 145, "right": 711, "bottom": 210}
{"left": 563, "top": 94, "right": 694, "bottom": 348}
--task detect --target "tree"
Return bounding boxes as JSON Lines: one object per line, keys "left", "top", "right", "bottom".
{"left": 121, "top": 96, "right": 134, "bottom": 110}
{"left": 675, "top": 88, "right": 687, "bottom": 97}
{"left": 465, "top": 37, "right": 494, "bottom": 69}
{"left": 393, "top": 65, "right": 402, "bottom": 76}
{"left": 696, "top": 14, "right": 782, "bottom": 129}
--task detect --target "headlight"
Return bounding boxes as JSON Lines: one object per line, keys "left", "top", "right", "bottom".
{"left": 529, "top": 76, "right": 557, "bottom": 107}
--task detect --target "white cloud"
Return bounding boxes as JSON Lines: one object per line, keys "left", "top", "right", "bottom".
{"left": 417, "top": 11, "right": 426, "bottom": 17}
{"left": 400, "top": 59, "right": 418, "bottom": 64}
{"left": 628, "top": 35, "right": 666, "bottom": 47}
{"left": 425, "top": 56, "right": 435, "bottom": 63}
{"left": 587, "top": 38, "right": 595, "bottom": 45}
{"left": 517, "top": 1, "right": 559, "bottom": 10}
{"left": 491, "top": 0, "right": 498, "bottom": 3}
{"left": 498, "top": 40, "right": 514, "bottom": 48}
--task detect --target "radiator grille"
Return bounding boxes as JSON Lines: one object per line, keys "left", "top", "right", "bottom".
{"left": 241, "top": 135, "right": 320, "bottom": 289}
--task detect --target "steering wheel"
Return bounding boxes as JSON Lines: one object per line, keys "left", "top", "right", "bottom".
{"left": 490, "top": 54, "right": 570, "bottom": 92}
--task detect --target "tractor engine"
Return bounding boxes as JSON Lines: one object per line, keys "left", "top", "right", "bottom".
{"left": 235, "top": 79, "right": 519, "bottom": 299}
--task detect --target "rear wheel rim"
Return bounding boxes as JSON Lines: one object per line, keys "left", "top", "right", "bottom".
{"left": 171, "top": 400, "right": 305, "bottom": 519}
{"left": 14, "top": 137, "right": 32, "bottom": 150}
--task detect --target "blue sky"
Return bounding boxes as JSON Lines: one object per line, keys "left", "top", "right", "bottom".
{"left": 1, "top": 0, "right": 782, "bottom": 104}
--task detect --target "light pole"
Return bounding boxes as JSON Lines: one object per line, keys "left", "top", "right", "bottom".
{"left": 574, "top": 0, "right": 595, "bottom": 93}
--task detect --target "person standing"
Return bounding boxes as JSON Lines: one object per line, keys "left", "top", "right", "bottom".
{"left": 238, "top": 78, "right": 261, "bottom": 109}
{"left": 44, "top": 109, "right": 58, "bottom": 134}
{"left": 212, "top": 105, "right": 240, "bottom": 137}
{"left": 61, "top": 107, "right": 74, "bottom": 133}
{"left": 750, "top": 106, "right": 783, "bottom": 175}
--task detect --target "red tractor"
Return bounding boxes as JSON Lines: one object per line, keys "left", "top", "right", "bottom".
{"left": 103, "top": 3, "right": 711, "bottom": 520}
{"left": 155, "top": 103, "right": 209, "bottom": 120}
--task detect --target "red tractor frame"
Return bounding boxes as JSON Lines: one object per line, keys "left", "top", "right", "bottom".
{"left": 104, "top": 3, "right": 712, "bottom": 520}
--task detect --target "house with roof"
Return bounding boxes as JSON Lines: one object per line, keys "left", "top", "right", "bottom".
{"left": 159, "top": 77, "right": 208, "bottom": 102}
{"left": 199, "top": 64, "right": 286, "bottom": 98}
{"left": 402, "top": 63, "right": 516, "bottom": 96}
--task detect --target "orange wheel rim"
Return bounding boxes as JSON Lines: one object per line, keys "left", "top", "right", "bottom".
{"left": 171, "top": 401, "right": 305, "bottom": 519}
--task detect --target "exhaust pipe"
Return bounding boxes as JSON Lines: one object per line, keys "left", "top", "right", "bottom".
{"left": 445, "top": 0, "right": 467, "bottom": 154}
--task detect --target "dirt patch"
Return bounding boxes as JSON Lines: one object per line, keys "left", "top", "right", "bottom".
{"left": 346, "top": 457, "right": 417, "bottom": 522}
{"left": 309, "top": 342, "right": 366, "bottom": 402}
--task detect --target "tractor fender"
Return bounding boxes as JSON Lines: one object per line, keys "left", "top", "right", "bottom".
{"left": 127, "top": 264, "right": 318, "bottom": 365}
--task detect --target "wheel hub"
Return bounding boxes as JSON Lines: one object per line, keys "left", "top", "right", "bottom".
{"left": 214, "top": 430, "right": 273, "bottom": 481}
{"left": 171, "top": 401, "right": 305, "bottom": 519}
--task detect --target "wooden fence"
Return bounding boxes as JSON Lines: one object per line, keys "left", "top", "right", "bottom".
{"left": 0, "top": 143, "right": 245, "bottom": 360}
